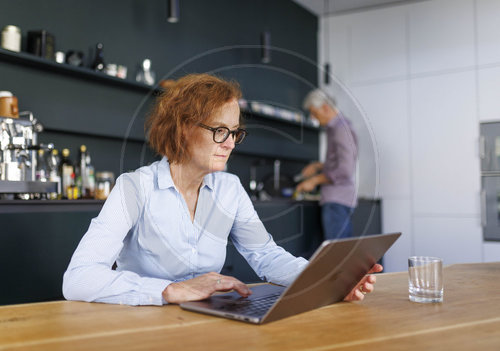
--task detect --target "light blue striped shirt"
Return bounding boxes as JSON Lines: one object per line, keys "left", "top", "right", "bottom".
{"left": 63, "top": 157, "right": 308, "bottom": 306}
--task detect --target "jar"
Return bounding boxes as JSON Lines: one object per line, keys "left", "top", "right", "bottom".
{"left": 1, "top": 25, "right": 21, "bottom": 52}
{"left": 95, "top": 171, "right": 114, "bottom": 200}
{"left": 104, "top": 63, "right": 117, "bottom": 77}
{"left": 55, "top": 51, "right": 65, "bottom": 64}
{"left": 117, "top": 65, "right": 127, "bottom": 79}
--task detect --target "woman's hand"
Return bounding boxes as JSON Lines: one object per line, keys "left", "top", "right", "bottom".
{"left": 162, "top": 272, "right": 252, "bottom": 304}
{"left": 343, "top": 264, "right": 383, "bottom": 302}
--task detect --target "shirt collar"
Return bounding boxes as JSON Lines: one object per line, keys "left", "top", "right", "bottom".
{"left": 157, "top": 157, "right": 175, "bottom": 190}
{"left": 326, "top": 111, "right": 344, "bottom": 129}
{"left": 201, "top": 173, "right": 214, "bottom": 191}
{"left": 157, "top": 156, "right": 214, "bottom": 191}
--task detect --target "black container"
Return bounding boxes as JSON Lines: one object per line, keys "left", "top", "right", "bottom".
{"left": 65, "top": 50, "right": 85, "bottom": 67}
{"left": 27, "top": 30, "right": 55, "bottom": 60}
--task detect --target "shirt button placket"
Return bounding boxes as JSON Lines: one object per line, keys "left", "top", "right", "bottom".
{"left": 190, "top": 224, "right": 198, "bottom": 277}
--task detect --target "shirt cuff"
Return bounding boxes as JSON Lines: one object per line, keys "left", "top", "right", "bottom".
{"left": 139, "top": 277, "right": 171, "bottom": 305}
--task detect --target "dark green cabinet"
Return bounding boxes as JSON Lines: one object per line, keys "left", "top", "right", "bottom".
{"left": 0, "top": 199, "right": 380, "bottom": 304}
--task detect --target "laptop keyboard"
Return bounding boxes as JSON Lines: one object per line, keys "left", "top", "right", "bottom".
{"left": 219, "top": 292, "right": 282, "bottom": 316}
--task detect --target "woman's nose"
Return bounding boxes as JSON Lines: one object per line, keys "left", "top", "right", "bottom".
{"left": 222, "top": 133, "right": 236, "bottom": 149}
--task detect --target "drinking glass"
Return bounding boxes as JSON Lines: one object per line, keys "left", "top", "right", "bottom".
{"left": 408, "top": 256, "right": 443, "bottom": 303}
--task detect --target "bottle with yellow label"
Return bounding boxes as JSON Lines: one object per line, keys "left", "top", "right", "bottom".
{"left": 59, "top": 148, "right": 74, "bottom": 199}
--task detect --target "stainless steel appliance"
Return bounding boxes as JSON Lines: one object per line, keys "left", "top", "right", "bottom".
{"left": 0, "top": 112, "right": 56, "bottom": 196}
{"left": 480, "top": 121, "right": 500, "bottom": 241}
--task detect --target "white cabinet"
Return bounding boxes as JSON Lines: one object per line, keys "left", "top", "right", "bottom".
{"left": 410, "top": 71, "right": 480, "bottom": 216}
{"left": 478, "top": 67, "right": 500, "bottom": 122}
{"left": 322, "top": 16, "right": 351, "bottom": 85}
{"left": 382, "top": 199, "right": 413, "bottom": 272}
{"left": 408, "top": 0, "right": 475, "bottom": 75}
{"left": 349, "top": 6, "right": 407, "bottom": 83}
{"left": 321, "top": 0, "right": 489, "bottom": 267}
{"left": 351, "top": 81, "right": 410, "bottom": 199}
{"left": 414, "top": 217, "right": 482, "bottom": 264}
{"left": 477, "top": 0, "right": 500, "bottom": 65}
{"left": 483, "top": 242, "right": 500, "bottom": 262}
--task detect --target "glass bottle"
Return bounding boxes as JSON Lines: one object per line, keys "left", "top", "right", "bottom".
{"left": 35, "top": 149, "right": 48, "bottom": 182}
{"left": 48, "top": 149, "right": 61, "bottom": 199}
{"left": 91, "top": 43, "right": 105, "bottom": 72}
{"left": 59, "top": 148, "right": 74, "bottom": 199}
{"left": 95, "top": 171, "right": 114, "bottom": 200}
{"left": 68, "top": 172, "right": 79, "bottom": 200}
{"left": 85, "top": 153, "right": 96, "bottom": 199}
{"left": 75, "top": 145, "right": 88, "bottom": 199}
{"left": 136, "top": 59, "right": 155, "bottom": 86}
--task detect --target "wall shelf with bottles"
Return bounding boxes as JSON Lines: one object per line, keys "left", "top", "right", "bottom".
{"left": 0, "top": 49, "right": 318, "bottom": 132}
{"left": 239, "top": 100, "right": 319, "bottom": 131}
{"left": 0, "top": 48, "right": 160, "bottom": 93}
{"left": 0, "top": 50, "right": 320, "bottom": 204}
{"left": 242, "top": 109, "right": 319, "bottom": 131}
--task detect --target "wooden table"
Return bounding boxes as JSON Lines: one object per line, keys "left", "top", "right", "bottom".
{"left": 1, "top": 262, "right": 499, "bottom": 350}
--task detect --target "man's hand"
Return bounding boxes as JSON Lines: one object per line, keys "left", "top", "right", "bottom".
{"left": 301, "top": 162, "right": 323, "bottom": 178}
{"left": 162, "top": 272, "right": 252, "bottom": 304}
{"left": 343, "top": 264, "right": 383, "bottom": 302}
{"left": 296, "top": 178, "right": 318, "bottom": 193}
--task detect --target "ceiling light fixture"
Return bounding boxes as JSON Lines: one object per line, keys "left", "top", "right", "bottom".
{"left": 167, "top": 0, "right": 180, "bottom": 23}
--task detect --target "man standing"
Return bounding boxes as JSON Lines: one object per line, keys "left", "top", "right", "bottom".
{"left": 296, "top": 89, "right": 358, "bottom": 239}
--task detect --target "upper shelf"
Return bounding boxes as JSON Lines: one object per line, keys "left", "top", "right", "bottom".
{"left": 239, "top": 100, "right": 319, "bottom": 130}
{"left": 0, "top": 48, "right": 159, "bottom": 93}
{"left": 242, "top": 108, "right": 319, "bottom": 131}
{"left": 0, "top": 48, "right": 319, "bottom": 131}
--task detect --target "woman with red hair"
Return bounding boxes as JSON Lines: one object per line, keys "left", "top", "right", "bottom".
{"left": 63, "top": 73, "right": 380, "bottom": 305}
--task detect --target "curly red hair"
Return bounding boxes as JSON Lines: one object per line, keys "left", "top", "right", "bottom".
{"left": 146, "top": 73, "right": 242, "bottom": 164}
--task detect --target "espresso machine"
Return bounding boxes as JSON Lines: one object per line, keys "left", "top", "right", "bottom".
{"left": 0, "top": 112, "right": 57, "bottom": 197}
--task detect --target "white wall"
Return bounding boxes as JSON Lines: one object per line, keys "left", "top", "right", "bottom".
{"left": 320, "top": 0, "right": 500, "bottom": 272}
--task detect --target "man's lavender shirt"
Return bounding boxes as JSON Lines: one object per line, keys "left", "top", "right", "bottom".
{"left": 321, "top": 112, "right": 358, "bottom": 208}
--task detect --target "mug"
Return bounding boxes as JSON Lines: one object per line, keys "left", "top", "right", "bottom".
{"left": 0, "top": 91, "right": 19, "bottom": 118}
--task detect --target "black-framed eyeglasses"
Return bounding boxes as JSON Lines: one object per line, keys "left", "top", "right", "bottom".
{"left": 198, "top": 123, "right": 248, "bottom": 144}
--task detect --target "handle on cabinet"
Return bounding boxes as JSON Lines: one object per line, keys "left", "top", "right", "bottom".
{"left": 481, "top": 189, "right": 487, "bottom": 228}
{"left": 479, "top": 136, "right": 486, "bottom": 160}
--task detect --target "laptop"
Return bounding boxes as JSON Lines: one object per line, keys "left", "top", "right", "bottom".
{"left": 180, "top": 232, "right": 401, "bottom": 324}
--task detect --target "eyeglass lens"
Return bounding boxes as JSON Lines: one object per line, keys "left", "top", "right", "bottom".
{"left": 214, "top": 127, "right": 246, "bottom": 144}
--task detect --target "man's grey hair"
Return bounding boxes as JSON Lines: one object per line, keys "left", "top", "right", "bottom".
{"left": 302, "top": 89, "right": 337, "bottom": 110}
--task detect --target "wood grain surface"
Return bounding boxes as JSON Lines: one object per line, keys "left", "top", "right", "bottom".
{"left": 1, "top": 262, "right": 499, "bottom": 351}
